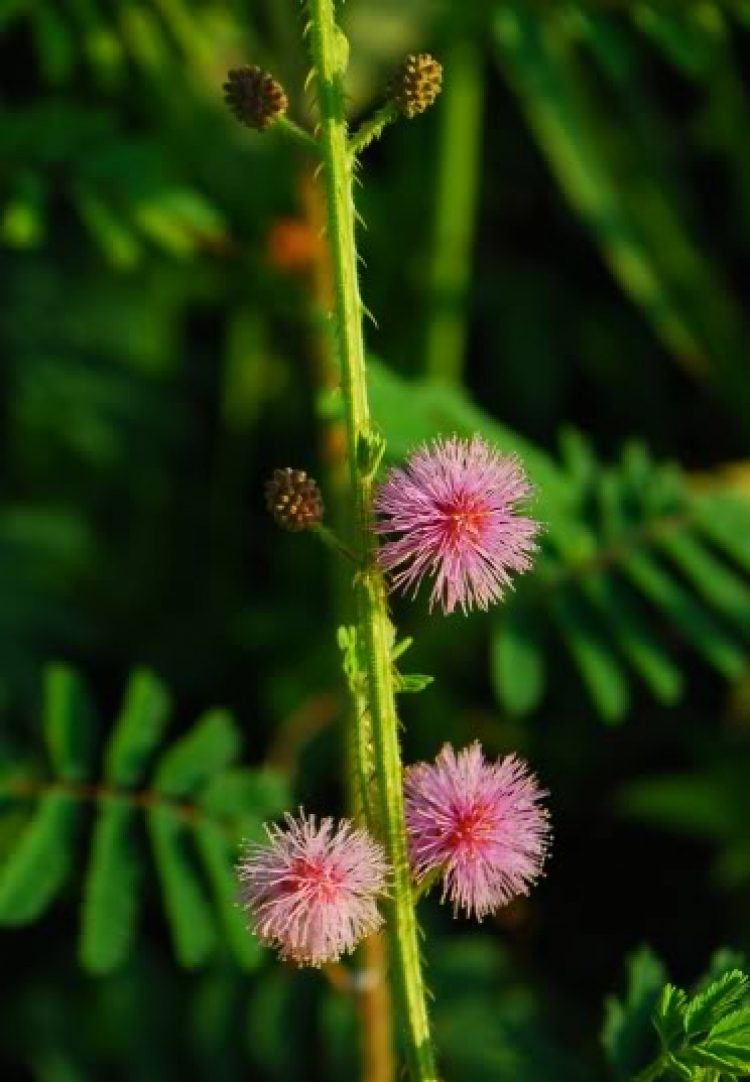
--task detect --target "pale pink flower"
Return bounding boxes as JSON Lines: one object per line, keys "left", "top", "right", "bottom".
{"left": 373, "top": 435, "right": 539, "bottom": 614}
{"left": 404, "top": 743, "right": 550, "bottom": 919}
{"left": 237, "top": 812, "right": 389, "bottom": 967}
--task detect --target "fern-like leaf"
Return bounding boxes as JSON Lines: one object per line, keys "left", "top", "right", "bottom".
{"left": 199, "top": 768, "right": 292, "bottom": 838}
{"left": 104, "top": 669, "right": 171, "bottom": 787}
{"left": 154, "top": 709, "right": 240, "bottom": 799}
{"left": 0, "top": 667, "right": 291, "bottom": 970}
{"left": 79, "top": 796, "right": 141, "bottom": 974}
{"left": 602, "top": 946, "right": 667, "bottom": 1080}
{"left": 654, "top": 984, "right": 689, "bottom": 1046}
{"left": 685, "top": 972, "right": 750, "bottom": 1037}
{"left": 148, "top": 804, "right": 217, "bottom": 969}
{"left": 370, "top": 359, "right": 750, "bottom": 723}
{"left": 0, "top": 791, "right": 80, "bottom": 923}
{"left": 193, "top": 819, "right": 262, "bottom": 971}
{"left": 42, "top": 664, "right": 97, "bottom": 783}
{"left": 490, "top": 608, "right": 546, "bottom": 717}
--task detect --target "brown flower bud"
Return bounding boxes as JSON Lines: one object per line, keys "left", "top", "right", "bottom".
{"left": 389, "top": 53, "right": 442, "bottom": 119}
{"left": 265, "top": 468, "right": 324, "bottom": 532}
{"left": 223, "top": 65, "right": 288, "bottom": 131}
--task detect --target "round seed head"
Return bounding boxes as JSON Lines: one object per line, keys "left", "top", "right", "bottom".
{"left": 265, "top": 468, "right": 324, "bottom": 532}
{"left": 389, "top": 53, "right": 443, "bottom": 119}
{"left": 223, "top": 65, "right": 288, "bottom": 131}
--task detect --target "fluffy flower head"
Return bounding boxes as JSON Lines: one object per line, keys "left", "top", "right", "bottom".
{"left": 373, "top": 435, "right": 539, "bottom": 614}
{"left": 405, "top": 743, "right": 550, "bottom": 919}
{"left": 237, "top": 812, "right": 389, "bottom": 967}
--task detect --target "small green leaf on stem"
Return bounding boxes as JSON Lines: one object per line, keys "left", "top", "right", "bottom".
{"left": 356, "top": 426, "right": 387, "bottom": 482}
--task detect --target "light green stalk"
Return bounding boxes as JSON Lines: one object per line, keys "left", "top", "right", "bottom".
{"left": 305, "top": 0, "right": 439, "bottom": 1077}
{"left": 348, "top": 102, "right": 399, "bottom": 157}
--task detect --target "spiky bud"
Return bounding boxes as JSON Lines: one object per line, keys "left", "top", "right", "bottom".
{"left": 389, "top": 53, "right": 442, "bottom": 119}
{"left": 224, "top": 65, "right": 288, "bottom": 131}
{"left": 265, "top": 468, "right": 324, "bottom": 532}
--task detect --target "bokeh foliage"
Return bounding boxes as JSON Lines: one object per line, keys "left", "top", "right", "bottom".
{"left": 2, "top": 0, "right": 750, "bottom": 1079}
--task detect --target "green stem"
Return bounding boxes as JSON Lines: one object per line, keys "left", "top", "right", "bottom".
{"left": 305, "top": 1, "right": 438, "bottom": 1078}
{"left": 424, "top": 38, "right": 484, "bottom": 384}
{"left": 348, "top": 102, "right": 399, "bottom": 158}
{"left": 276, "top": 116, "right": 320, "bottom": 154}
{"left": 359, "top": 575, "right": 437, "bottom": 1081}
{"left": 312, "top": 523, "right": 358, "bottom": 565}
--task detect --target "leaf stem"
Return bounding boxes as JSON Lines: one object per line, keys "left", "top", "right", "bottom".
{"left": 1, "top": 777, "right": 230, "bottom": 832}
{"left": 276, "top": 116, "right": 320, "bottom": 153}
{"left": 348, "top": 102, "right": 399, "bottom": 158}
{"left": 304, "top": 0, "right": 439, "bottom": 1077}
{"left": 313, "top": 523, "right": 359, "bottom": 565}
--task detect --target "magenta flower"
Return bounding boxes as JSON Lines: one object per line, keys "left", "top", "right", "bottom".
{"left": 404, "top": 743, "right": 550, "bottom": 919}
{"left": 373, "top": 435, "right": 540, "bottom": 615}
{"left": 237, "top": 812, "right": 389, "bottom": 967}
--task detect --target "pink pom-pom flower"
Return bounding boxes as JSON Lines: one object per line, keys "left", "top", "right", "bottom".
{"left": 237, "top": 812, "right": 389, "bottom": 967}
{"left": 373, "top": 435, "right": 539, "bottom": 615}
{"left": 404, "top": 743, "right": 550, "bottom": 919}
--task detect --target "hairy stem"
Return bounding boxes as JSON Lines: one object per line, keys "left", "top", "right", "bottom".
{"left": 348, "top": 103, "right": 399, "bottom": 157}
{"left": 300, "top": 166, "right": 394, "bottom": 1081}
{"left": 305, "top": 0, "right": 438, "bottom": 1077}
{"left": 276, "top": 116, "right": 321, "bottom": 153}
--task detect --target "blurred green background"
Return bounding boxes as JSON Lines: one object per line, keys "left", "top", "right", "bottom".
{"left": 3, "top": 1, "right": 750, "bottom": 1079}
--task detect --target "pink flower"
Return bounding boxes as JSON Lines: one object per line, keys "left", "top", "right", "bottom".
{"left": 404, "top": 743, "right": 550, "bottom": 919}
{"left": 373, "top": 435, "right": 539, "bottom": 615}
{"left": 237, "top": 812, "right": 389, "bottom": 967}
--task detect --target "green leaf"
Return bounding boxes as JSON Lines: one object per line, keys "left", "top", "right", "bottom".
{"left": 632, "top": 6, "right": 719, "bottom": 76}
{"left": 684, "top": 971, "right": 749, "bottom": 1036}
{"left": 42, "top": 665, "right": 97, "bottom": 782}
{"left": 494, "top": 7, "right": 750, "bottom": 428}
{"left": 681, "top": 1039, "right": 750, "bottom": 1072}
{"left": 602, "top": 946, "right": 666, "bottom": 1079}
{"left": 30, "top": 0, "right": 76, "bottom": 85}
{"left": 621, "top": 551, "right": 746, "bottom": 680}
{"left": 367, "top": 358, "right": 569, "bottom": 517}
{"left": 491, "top": 609, "right": 546, "bottom": 716}
{"left": 356, "top": 427, "right": 386, "bottom": 481}
{"left": 79, "top": 796, "right": 141, "bottom": 974}
{"left": 105, "top": 670, "right": 172, "bottom": 787}
{"left": 148, "top": 804, "right": 217, "bottom": 968}
{"left": 394, "top": 673, "right": 434, "bottom": 694}
{"left": 493, "top": 8, "right": 702, "bottom": 370}
{"left": 582, "top": 575, "right": 683, "bottom": 706}
{"left": 695, "top": 495, "right": 750, "bottom": 576}
{"left": 706, "top": 1003, "right": 750, "bottom": 1043}
{"left": 74, "top": 186, "right": 142, "bottom": 269}
{"left": 617, "top": 774, "right": 738, "bottom": 841}
{"left": 154, "top": 709, "right": 241, "bottom": 799}
{"left": 654, "top": 984, "right": 688, "bottom": 1047}
{"left": 193, "top": 819, "right": 262, "bottom": 971}
{"left": 1, "top": 173, "right": 47, "bottom": 248}
{"left": 705, "top": 949, "right": 747, "bottom": 985}
{"left": 550, "top": 591, "right": 630, "bottom": 723}
{"left": 658, "top": 533, "right": 750, "bottom": 641}
{"left": 0, "top": 792, "right": 79, "bottom": 924}
{"left": 131, "top": 188, "right": 226, "bottom": 258}
{"left": 199, "top": 768, "right": 291, "bottom": 824}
